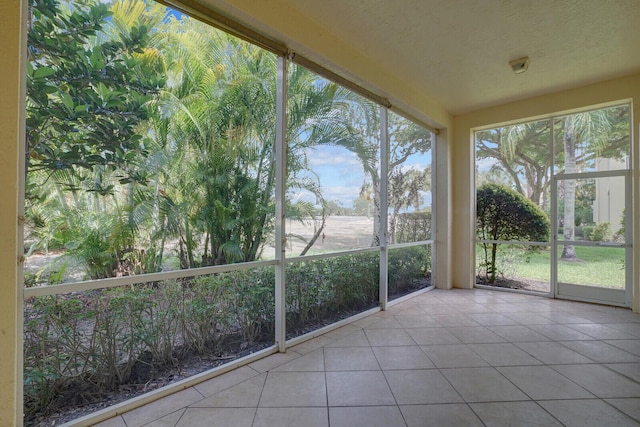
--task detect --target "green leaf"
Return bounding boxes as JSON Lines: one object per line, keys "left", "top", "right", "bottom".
{"left": 59, "top": 92, "right": 74, "bottom": 112}
{"left": 33, "top": 66, "right": 56, "bottom": 79}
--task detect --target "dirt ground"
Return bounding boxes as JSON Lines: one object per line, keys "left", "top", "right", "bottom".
{"left": 24, "top": 215, "right": 377, "bottom": 283}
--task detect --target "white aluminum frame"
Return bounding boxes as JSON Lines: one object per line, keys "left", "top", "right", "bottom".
{"left": 474, "top": 105, "right": 633, "bottom": 307}
{"left": 553, "top": 170, "right": 632, "bottom": 306}
{"left": 21, "top": 25, "right": 441, "bottom": 427}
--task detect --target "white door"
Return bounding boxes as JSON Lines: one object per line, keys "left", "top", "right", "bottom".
{"left": 552, "top": 171, "right": 631, "bottom": 306}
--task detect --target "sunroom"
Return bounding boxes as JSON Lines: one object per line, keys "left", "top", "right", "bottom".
{"left": 2, "top": 0, "right": 640, "bottom": 426}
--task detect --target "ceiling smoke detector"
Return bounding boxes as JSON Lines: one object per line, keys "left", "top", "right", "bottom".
{"left": 509, "top": 56, "right": 530, "bottom": 74}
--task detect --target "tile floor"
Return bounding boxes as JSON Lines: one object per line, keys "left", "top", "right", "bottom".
{"left": 95, "top": 288, "right": 640, "bottom": 426}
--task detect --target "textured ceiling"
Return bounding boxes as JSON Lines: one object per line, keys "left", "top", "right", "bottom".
{"left": 201, "top": 0, "right": 640, "bottom": 115}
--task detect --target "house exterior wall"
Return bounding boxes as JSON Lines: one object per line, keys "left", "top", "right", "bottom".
{"left": 594, "top": 158, "right": 627, "bottom": 235}
{"left": 452, "top": 73, "right": 640, "bottom": 314}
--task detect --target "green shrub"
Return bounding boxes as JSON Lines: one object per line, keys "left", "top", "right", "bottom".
{"left": 393, "top": 212, "right": 432, "bottom": 243}
{"left": 388, "top": 246, "right": 431, "bottom": 296}
{"left": 285, "top": 252, "right": 379, "bottom": 335}
{"left": 476, "top": 184, "right": 549, "bottom": 284}
{"left": 585, "top": 222, "right": 611, "bottom": 241}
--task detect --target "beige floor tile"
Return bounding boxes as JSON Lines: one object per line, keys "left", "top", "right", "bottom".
{"left": 452, "top": 303, "right": 495, "bottom": 314}
{"left": 175, "top": 407, "right": 255, "bottom": 427}
{"left": 372, "top": 345, "right": 434, "bottom": 370}
{"left": 605, "top": 363, "right": 640, "bottom": 382}
{"left": 271, "top": 348, "right": 325, "bottom": 372}
{"left": 387, "top": 303, "right": 426, "bottom": 315}
{"left": 605, "top": 323, "right": 640, "bottom": 337}
{"left": 482, "top": 303, "right": 526, "bottom": 313}
{"left": 248, "top": 350, "right": 302, "bottom": 373}
{"left": 504, "top": 312, "right": 556, "bottom": 325}
{"left": 323, "top": 324, "right": 361, "bottom": 340}
{"left": 394, "top": 314, "right": 436, "bottom": 328}
{"left": 441, "top": 367, "right": 529, "bottom": 402}
{"left": 122, "top": 388, "right": 204, "bottom": 427}
{"left": 365, "top": 328, "right": 415, "bottom": 346}
{"left": 512, "top": 302, "right": 555, "bottom": 313}
{"left": 144, "top": 409, "right": 185, "bottom": 427}
{"left": 326, "top": 371, "right": 395, "bottom": 406}
{"left": 363, "top": 317, "right": 404, "bottom": 329}
{"left": 515, "top": 341, "right": 593, "bottom": 364}
{"left": 400, "top": 403, "right": 483, "bottom": 427}
{"left": 406, "top": 327, "right": 462, "bottom": 345}
{"left": 431, "top": 314, "right": 480, "bottom": 327}
{"left": 289, "top": 336, "right": 334, "bottom": 355}
{"left": 496, "top": 366, "right": 594, "bottom": 399}
{"left": 540, "top": 313, "right": 593, "bottom": 324}
{"left": 466, "top": 313, "right": 519, "bottom": 326}
{"left": 605, "top": 339, "right": 640, "bottom": 356}
{"left": 421, "top": 344, "right": 489, "bottom": 368}
{"left": 527, "top": 324, "right": 594, "bottom": 341}
{"left": 487, "top": 325, "right": 551, "bottom": 342}
{"left": 446, "top": 326, "right": 506, "bottom": 343}
{"left": 253, "top": 407, "right": 328, "bottom": 427}
{"left": 606, "top": 398, "right": 640, "bottom": 422}
{"left": 351, "top": 315, "right": 383, "bottom": 328}
{"left": 417, "top": 304, "right": 459, "bottom": 314}
{"left": 190, "top": 373, "right": 266, "bottom": 408}
{"left": 93, "top": 415, "right": 127, "bottom": 427}
{"left": 470, "top": 401, "right": 563, "bottom": 426}
{"left": 551, "top": 364, "right": 640, "bottom": 398}
{"left": 540, "top": 399, "right": 639, "bottom": 427}
{"left": 193, "top": 366, "right": 260, "bottom": 397}
{"left": 259, "top": 372, "right": 327, "bottom": 407}
{"left": 385, "top": 369, "right": 463, "bottom": 404}
{"left": 329, "top": 406, "right": 405, "bottom": 427}
{"left": 561, "top": 340, "right": 640, "bottom": 363}
{"left": 567, "top": 323, "right": 638, "bottom": 340}
{"left": 468, "top": 343, "right": 543, "bottom": 366}
{"left": 325, "top": 329, "right": 371, "bottom": 347}
{"left": 324, "top": 346, "right": 380, "bottom": 371}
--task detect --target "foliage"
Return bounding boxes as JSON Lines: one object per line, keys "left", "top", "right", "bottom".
{"left": 285, "top": 252, "right": 379, "bottom": 335}
{"left": 583, "top": 222, "right": 612, "bottom": 242}
{"left": 393, "top": 211, "right": 432, "bottom": 243}
{"left": 476, "top": 183, "right": 550, "bottom": 283}
{"left": 475, "top": 105, "right": 630, "bottom": 208}
{"left": 24, "top": 252, "right": 421, "bottom": 421}
{"left": 26, "top": 0, "right": 164, "bottom": 185}
{"left": 388, "top": 246, "right": 431, "bottom": 298}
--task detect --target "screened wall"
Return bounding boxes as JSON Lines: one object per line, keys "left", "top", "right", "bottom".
{"left": 22, "top": 1, "right": 436, "bottom": 424}
{"left": 474, "top": 104, "right": 631, "bottom": 302}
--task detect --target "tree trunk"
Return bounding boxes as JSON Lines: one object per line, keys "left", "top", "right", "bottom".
{"left": 561, "top": 116, "right": 577, "bottom": 259}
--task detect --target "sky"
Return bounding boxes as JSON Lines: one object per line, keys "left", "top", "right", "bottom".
{"left": 291, "top": 144, "right": 433, "bottom": 211}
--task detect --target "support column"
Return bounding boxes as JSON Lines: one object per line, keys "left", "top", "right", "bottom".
{"left": 0, "top": 0, "right": 26, "bottom": 424}
{"left": 274, "top": 55, "right": 287, "bottom": 350}
{"left": 379, "top": 107, "right": 389, "bottom": 309}
{"left": 434, "top": 128, "right": 452, "bottom": 289}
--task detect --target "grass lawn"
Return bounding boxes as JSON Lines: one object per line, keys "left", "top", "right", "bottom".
{"left": 478, "top": 244, "right": 626, "bottom": 289}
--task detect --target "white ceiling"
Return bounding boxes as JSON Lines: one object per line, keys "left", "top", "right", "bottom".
{"left": 202, "top": 0, "right": 640, "bottom": 115}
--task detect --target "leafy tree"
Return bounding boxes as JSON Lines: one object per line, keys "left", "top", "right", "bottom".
{"left": 26, "top": 0, "right": 164, "bottom": 186}
{"left": 25, "top": 0, "right": 169, "bottom": 277}
{"left": 476, "top": 184, "right": 550, "bottom": 283}
{"left": 388, "top": 167, "right": 430, "bottom": 243}
{"left": 475, "top": 105, "right": 629, "bottom": 210}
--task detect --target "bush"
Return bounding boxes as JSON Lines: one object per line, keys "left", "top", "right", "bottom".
{"left": 584, "top": 222, "right": 611, "bottom": 241}
{"left": 285, "top": 252, "right": 379, "bottom": 336}
{"left": 477, "top": 184, "right": 549, "bottom": 284}
{"left": 24, "top": 256, "right": 392, "bottom": 421}
{"left": 388, "top": 246, "right": 431, "bottom": 297}
{"left": 393, "top": 212, "right": 432, "bottom": 243}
